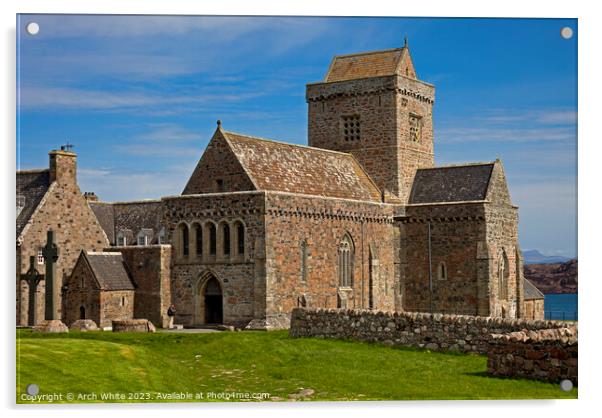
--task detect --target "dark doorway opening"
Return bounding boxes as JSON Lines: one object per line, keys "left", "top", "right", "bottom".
{"left": 80, "top": 306, "right": 86, "bottom": 319}
{"left": 204, "top": 277, "right": 223, "bottom": 324}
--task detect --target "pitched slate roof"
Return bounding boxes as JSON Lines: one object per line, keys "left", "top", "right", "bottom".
{"left": 222, "top": 130, "right": 382, "bottom": 202}
{"left": 325, "top": 47, "right": 406, "bottom": 82}
{"left": 89, "top": 200, "right": 163, "bottom": 245}
{"left": 409, "top": 163, "right": 495, "bottom": 204}
{"left": 88, "top": 202, "right": 115, "bottom": 244}
{"left": 16, "top": 169, "right": 51, "bottom": 238}
{"left": 84, "top": 252, "right": 134, "bottom": 290}
{"left": 524, "top": 279, "right": 545, "bottom": 300}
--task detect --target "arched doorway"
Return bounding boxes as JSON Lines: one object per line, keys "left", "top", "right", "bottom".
{"left": 203, "top": 276, "right": 223, "bottom": 324}
{"left": 80, "top": 306, "right": 86, "bottom": 319}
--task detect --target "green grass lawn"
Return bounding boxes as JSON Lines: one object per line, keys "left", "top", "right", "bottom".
{"left": 16, "top": 329, "right": 577, "bottom": 403}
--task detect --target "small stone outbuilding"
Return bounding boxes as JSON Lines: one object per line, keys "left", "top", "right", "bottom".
{"left": 523, "top": 279, "right": 545, "bottom": 320}
{"left": 64, "top": 251, "right": 135, "bottom": 328}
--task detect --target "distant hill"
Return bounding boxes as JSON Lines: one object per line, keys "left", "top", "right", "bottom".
{"left": 524, "top": 259, "right": 578, "bottom": 294}
{"left": 523, "top": 250, "right": 572, "bottom": 265}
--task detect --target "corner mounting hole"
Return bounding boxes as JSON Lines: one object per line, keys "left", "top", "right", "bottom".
{"left": 560, "top": 27, "right": 573, "bottom": 39}
{"left": 26, "top": 22, "right": 39, "bottom": 36}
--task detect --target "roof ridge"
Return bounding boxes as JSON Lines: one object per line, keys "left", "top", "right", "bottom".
{"left": 16, "top": 168, "right": 49, "bottom": 175}
{"left": 332, "top": 47, "right": 403, "bottom": 60}
{"left": 222, "top": 130, "right": 355, "bottom": 158}
{"left": 417, "top": 162, "right": 495, "bottom": 171}
{"left": 105, "top": 199, "right": 162, "bottom": 205}
{"left": 87, "top": 251, "right": 122, "bottom": 256}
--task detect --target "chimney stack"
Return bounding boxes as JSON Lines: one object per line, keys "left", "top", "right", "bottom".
{"left": 49, "top": 149, "right": 77, "bottom": 184}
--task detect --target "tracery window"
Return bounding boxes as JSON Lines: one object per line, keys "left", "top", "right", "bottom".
{"left": 338, "top": 234, "right": 354, "bottom": 287}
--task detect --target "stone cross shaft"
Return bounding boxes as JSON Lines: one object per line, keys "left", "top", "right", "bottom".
{"left": 20, "top": 256, "right": 44, "bottom": 326}
{"left": 42, "top": 230, "right": 59, "bottom": 321}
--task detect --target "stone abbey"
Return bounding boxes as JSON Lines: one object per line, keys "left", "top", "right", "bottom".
{"left": 16, "top": 44, "right": 544, "bottom": 330}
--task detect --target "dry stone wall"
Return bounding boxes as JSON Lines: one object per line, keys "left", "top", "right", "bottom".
{"left": 487, "top": 328, "right": 577, "bottom": 384}
{"left": 290, "top": 308, "right": 571, "bottom": 355}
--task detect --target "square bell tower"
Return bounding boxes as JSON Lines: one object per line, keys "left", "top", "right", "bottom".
{"left": 306, "top": 41, "right": 435, "bottom": 203}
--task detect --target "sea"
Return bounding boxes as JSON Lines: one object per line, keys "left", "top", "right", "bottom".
{"left": 544, "top": 293, "right": 578, "bottom": 321}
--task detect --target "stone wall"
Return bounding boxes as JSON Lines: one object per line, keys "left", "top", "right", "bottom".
{"left": 17, "top": 151, "right": 110, "bottom": 326}
{"left": 484, "top": 161, "right": 524, "bottom": 319}
{"left": 109, "top": 245, "right": 172, "bottom": 328}
{"left": 289, "top": 308, "right": 570, "bottom": 355}
{"left": 487, "top": 328, "right": 577, "bottom": 384}
{"left": 163, "top": 191, "right": 265, "bottom": 328}
{"left": 400, "top": 160, "right": 525, "bottom": 319}
{"left": 523, "top": 299, "right": 545, "bottom": 321}
{"left": 182, "top": 129, "right": 257, "bottom": 195}
{"left": 99, "top": 290, "right": 134, "bottom": 328}
{"left": 264, "top": 192, "right": 397, "bottom": 328}
{"left": 63, "top": 255, "right": 102, "bottom": 327}
{"left": 401, "top": 202, "right": 488, "bottom": 316}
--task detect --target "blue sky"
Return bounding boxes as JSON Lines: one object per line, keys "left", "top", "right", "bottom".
{"left": 16, "top": 15, "right": 577, "bottom": 258}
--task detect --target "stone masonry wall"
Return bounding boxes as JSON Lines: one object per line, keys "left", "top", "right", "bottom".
{"left": 99, "top": 290, "right": 134, "bottom": 328}
{"left": 163, "top": 191, "right": 265, "bottom": 328}
{"left": 63, "top": 256, "right": 102, "bottom": 328}
{"left": 401, "top": 202, "right": 487, "bottom": 316}
{"left": 523, "top": 299, "right": 545, "bottom": 321}
{"left": 109, "top": 245, "right": 172, "bottom": 328}
{"left": 182, "top": 129, "right": 256, "bottom": 195}
{"left": 264, "top": 192, "right": 397, "bottom": 328}
{"left": 17, "top": 151, "right": 110, "bottom": 326}
{"left": 487, "top": 328, "right": 578, "bottom": 384}
{"left": 289, "top": 308, "right": 571, "bottom": 355}
{"left": 484, "top": 161, "right": 524, "bottom": 319}
{"left": 307, "top": 75, "right": 434, "bottom": 202}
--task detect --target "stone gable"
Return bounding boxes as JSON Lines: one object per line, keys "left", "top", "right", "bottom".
{"left": 182, "top": 128, "right": 256, "bottom": 195}
{"left": 17, "top": 151, "right": 110, "bottom": 326}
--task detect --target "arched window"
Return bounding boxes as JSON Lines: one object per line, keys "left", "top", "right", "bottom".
{"left": 222, "top": 223, "right": 231, "bottom": 256}
{"left": 437, "top": 262, "right": 447, "bottom": 280}
{"left": 178, "top": 224, "right": 189, "bottom": 257}
{"left": 209, "top": 223, "right": 217, "bottom": 255}
{"left": 235, "top": 222, "right": 245, "bottom": 256}
{"left": 338, "top": 234, "right": 354, "bottom": 287}
{"left": 300, "top": 240, "right": 308, "bottom": 283}
{"left": 194, "top": 223, "right": 203, "bottom": 256}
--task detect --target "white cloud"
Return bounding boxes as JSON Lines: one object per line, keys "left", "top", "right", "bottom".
{"left": 18, "top": 86, "right": 265, "bottom": 110}
{"left": 438, "top": 107, "right": 577, "bottom": 144}
{"left": 25, "top": 15, "right": 278, "bottom": 39}
{"left": 135, "top": 124, "right": 203, "bottom": 142}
